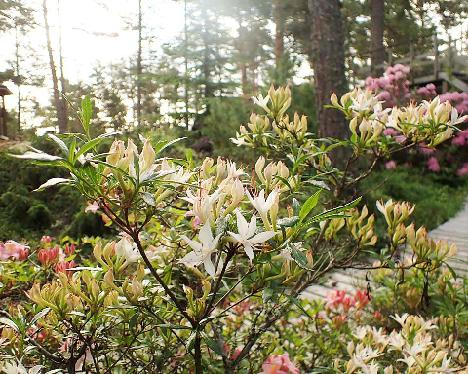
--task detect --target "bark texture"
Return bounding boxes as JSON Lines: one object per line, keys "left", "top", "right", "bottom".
{"left": 308, "top": 0, "right": 347, "bottom": 139}
{"left": 43, "top": 0, "right": 67, "bottom": 133}
{"left": 370, "top": 0, "right": 385, "bottom": 76}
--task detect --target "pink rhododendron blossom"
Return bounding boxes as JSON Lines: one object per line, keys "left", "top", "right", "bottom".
{"left": 418, "top": 143, "right": 435, "bottom": 155}
{"left": 440, "top": 92, "right": 468, "bottom": 114}
{"left": 261, "top": 353, "right": 300, "bottom": 374}
{"left": 385, "top": 160, "right": 397, "bottom": 169}
{"left": 40, "top": 235, "right": 53, "bottom": 244}
{"left": 427, "top": 157, "right": 441, "bottom": 172}
{"left": 85, "top": 201, "right": 100, "bottom": 213}
{"left": 0, "top": 241, "right": 29, "bottom": 261}
{"left": 456, "top": 163, "right": 468, "bottom": 177}
{"left": 64, "top": 243, "right": 76, "bottom": 256}
{"left": 55, "top": 260, "right": 77, "bottom": 275}
{"left": 383, "top": 128, "right": 398, "bottom": 136}
{"left": 37, "top": 246, "right": 60, "bottom": 265}
{"left": 354, "top": 289, "right": 370, "bottom": 309}
{"left": 326, "top": 290, "right": 355, "bottom": 311}
{"left": 451, "top": 130, "right": 468, "bottom": 146}
{"left": 394, "top": 135, "right": 407, "bottom": 144}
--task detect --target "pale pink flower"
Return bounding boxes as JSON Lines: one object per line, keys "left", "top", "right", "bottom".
{"left": 40, "top": 235, "right": 53, "bottom": 244}
{"left": 456, "top": 163, "right": 468, "bottom": 177}
{"left": 0, "top": 241, "right": 29, "bottom": 261}
{"left": 385, "top": 160, "right": 397, "bottom": 169}
{"left": 55, "top": 260, "right": 77, "bottom": 276}
{"left": 261, "top": 353, "right": 300, "bottom": 374}
{"left": 427, "top": 157, "right": 441, "bottom": 172}
{"left": 85, "top": 201, "right": 100, "bottom": 214}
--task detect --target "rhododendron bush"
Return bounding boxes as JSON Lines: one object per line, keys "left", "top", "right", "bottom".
{"left": 366, "top": 64, "right": 468, "bottom": 177}
{"left": 0, "top": 87, "right": 466, "bottom": 373}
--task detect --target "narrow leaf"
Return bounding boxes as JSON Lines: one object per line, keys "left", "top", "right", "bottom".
{"left": 299, "top": 190, "right": 322, "bottom": 221}
{"left": 34, "top": 178, "right": 72, "bottom": 192}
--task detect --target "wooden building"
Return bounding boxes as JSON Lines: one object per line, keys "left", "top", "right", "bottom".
{"left": 0, "top": 85, "right": 12, "bottom": 139}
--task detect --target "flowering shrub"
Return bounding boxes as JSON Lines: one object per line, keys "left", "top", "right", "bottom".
{"left": 0, "top": 87, "right": 465, "bottom": 372}
{"left": 365, "top": 65, "right": 468, "bottom": 177}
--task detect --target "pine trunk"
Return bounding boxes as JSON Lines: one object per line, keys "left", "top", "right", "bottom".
{"left": 136, "top": 0, "right": 142, "bottom": 128}
{"left": 274, "top": 0, "right": 284, "bottom": 68}
{"left": 308, "top": 0, "right": 347, "bottom": 140}
{"left": 370, "top": 0, "right": 385, "bottom": 76}
{"left": 43, "top": 0, "right": 67, "bottom": 133}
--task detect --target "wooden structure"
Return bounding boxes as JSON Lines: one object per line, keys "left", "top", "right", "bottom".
{"left": 357, "top": 34, "right": 468, "bottom": 93}
{"left": 0, "top": 85, "right": 12, "bottom": 138}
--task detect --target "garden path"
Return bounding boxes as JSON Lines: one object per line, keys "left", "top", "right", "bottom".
{"left": 303, "top": 200, "right": 468, "bottom": 300}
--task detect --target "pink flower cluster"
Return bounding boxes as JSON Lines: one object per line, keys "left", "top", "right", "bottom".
{"left": 440, "top": 92, "right": 468, "bottom": 114}
{"left": 457, "top": 163, "right": 468, "bottom": 177}
{"left": 0, "top": 240, "right": 29, "bottom": 261}
{"left": 426, "top": 157, "right": 441, "bottom": 172}
{"left": 326, "top": 289, "right": 370, "bottom": 312}
{"left": 260, "top": 353, "right": 300, "bottom": 374}
{"left": 37, "top": 240, "right": 77, "bottom": 276}
{"left": 452, "top": 130, "right": 468, "bottom": 146}
{"left": 365, "top": 64, "right": 410, "bottom": 107}
{"left": 416, "top": 83, "right": 437, "bottom": 99}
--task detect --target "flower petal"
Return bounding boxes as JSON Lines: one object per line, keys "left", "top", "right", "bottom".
{"left": 249, "top": 231, "right": 276, "bottom": 244}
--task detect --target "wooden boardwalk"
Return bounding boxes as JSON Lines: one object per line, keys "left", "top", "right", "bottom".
{"left": 303, "top": 201, "right": 468, "bottom": 300}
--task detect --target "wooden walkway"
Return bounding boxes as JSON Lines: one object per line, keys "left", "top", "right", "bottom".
{"left": 303, "top": 201, "right": 468, "bottom": 300}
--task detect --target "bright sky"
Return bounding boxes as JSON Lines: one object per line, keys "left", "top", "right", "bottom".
{"left": 0, "top": 0, "right": 185, "bottom": 112}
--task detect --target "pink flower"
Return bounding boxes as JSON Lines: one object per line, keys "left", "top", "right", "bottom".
{"left": 427, "top": 157, "right": 441, "bottom": 172}
{"left": 383, "top": 128, "right": 398, "bottom": 137}
{"left": 261, "top": 353, "right": 300, "bottom": 374}
{"left": 37, "top": 246, "right": 59, "bottom": 265}
{"left": 0, "top": 241, "right": 29, "bottom": 261}
{"left": 64, "top": 243, "right": 76, "bottom": 256}
{"left": 456, "top": 163, "right": 468, "bottom": 177}
{"left": 326, "top": 290, "right": 355, "bottom": 311}
{"left": 418, "top": 143, "right": 435, "bottom": 155}
{"left": 40, "top": 236, "right": 53, "bottom": 244}
{"left": 354, "top": 289, "right": 370, "bottom": 309}
{"left": 385, "top": 160, "right": 397, "bottom": 169}
{"left": 85, "top": 201, "right": 99, "bottom": 214}
{"left": 55, "top": 260, "right": 77, "bottom": 276}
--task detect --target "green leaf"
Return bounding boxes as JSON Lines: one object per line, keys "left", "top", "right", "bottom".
{"left": 10, "top": 151, "right": 63, "bottom": 162}
{"left": 30, "top": 308, "right": 51, "bottom": 325}
{"left": 290, "top": 245, "right": 313, "bottom": 271}
{"left": 34, "top": 178, "right": 72, "bottom": 192}
{"left": 47, "top": 133, "right": 68, "bottom": 155}
{"left": 0, "top": 318, "right": 19, "bottom": 332}
{"left": 299, "top": 190, "right": 322, "bottom": 222}
{"left": 154, "top": 137, "right": 186, "bottom": 155}
{"left": 277, "top": 216, "right": 299, "bottom": 227}
{"left": 202, "top": 333, "right": 223, "bottom": 355}
{"left": 304, "top": 197, "right": 361, "bottom": 227}
{"left": 141, "top": 192, "right": 156, "bottom": 206}
{"left": 80, "top": 96, "right": 93, "bottom": 135}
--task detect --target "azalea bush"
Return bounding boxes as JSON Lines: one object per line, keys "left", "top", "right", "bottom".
{"left": 365, "top": 64, "right": 468, "bottom": 177}
{"left": 0, "top": 86, "right": 466, "bottom": 373}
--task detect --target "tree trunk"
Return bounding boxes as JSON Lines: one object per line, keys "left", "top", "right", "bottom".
{"left": 43, "top": 0, "right": 67, "bottom": 133}
{"left": 273, "top": 0, "right": 284, "bottom": 68}
{"left": 370, "top": 0, "right": 385, "bottom": 76}
{"left": 136, "top": 0, "right": 142, "bottom": 129}
{"left": 308, "top": 0, "right": 347, "bottom": 140}
{"left": 57, "top": 0, "right": 68, "bottom": 130}
{"left": 15, "top": 23, "right": 21, "bottom": 132}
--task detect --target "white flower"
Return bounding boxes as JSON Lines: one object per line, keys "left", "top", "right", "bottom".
{"left": 252, "top": 93, "right": 270, "bottom": 112}
{"left": 246, "top": 188, "right": 280, "bottom": 229}
{"left": 115, "top": 237, "right": 140, "bottom": 263}
{"left": 228, "top": 210, "right": 275, "bottom": 261}
{"left": 179, "top": 222, "right": 222, "bottom": 277}
{"left": 183, "top": 187, "right": 222, "bottom": 224}
{"left": 2, "top": 362, "right": 42, "bottom": 374}
{"left": 137, "top": 139, "right": 156, "bottom": 180}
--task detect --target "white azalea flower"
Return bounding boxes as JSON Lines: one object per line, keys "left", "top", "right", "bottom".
{"left": 2, "top": 362, "right": 42, "bottom": 374}
{"left": 115, "top": 237, "right": 140, "bottom": 263}
{"left": 252, "top": 93, "right": 270, "bottom": 112}
{"left": 228, "top": 210, "right": 275, "bottom": 261}
{"left": 179, "top": 222, "right": 222, "bottom": 277}
{"left": 245, "top": 188, "right": 279, "bottom": 229}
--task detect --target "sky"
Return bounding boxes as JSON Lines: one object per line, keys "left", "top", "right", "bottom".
{"left": 0, "top": 0, "right": 186, "bottom": 112}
